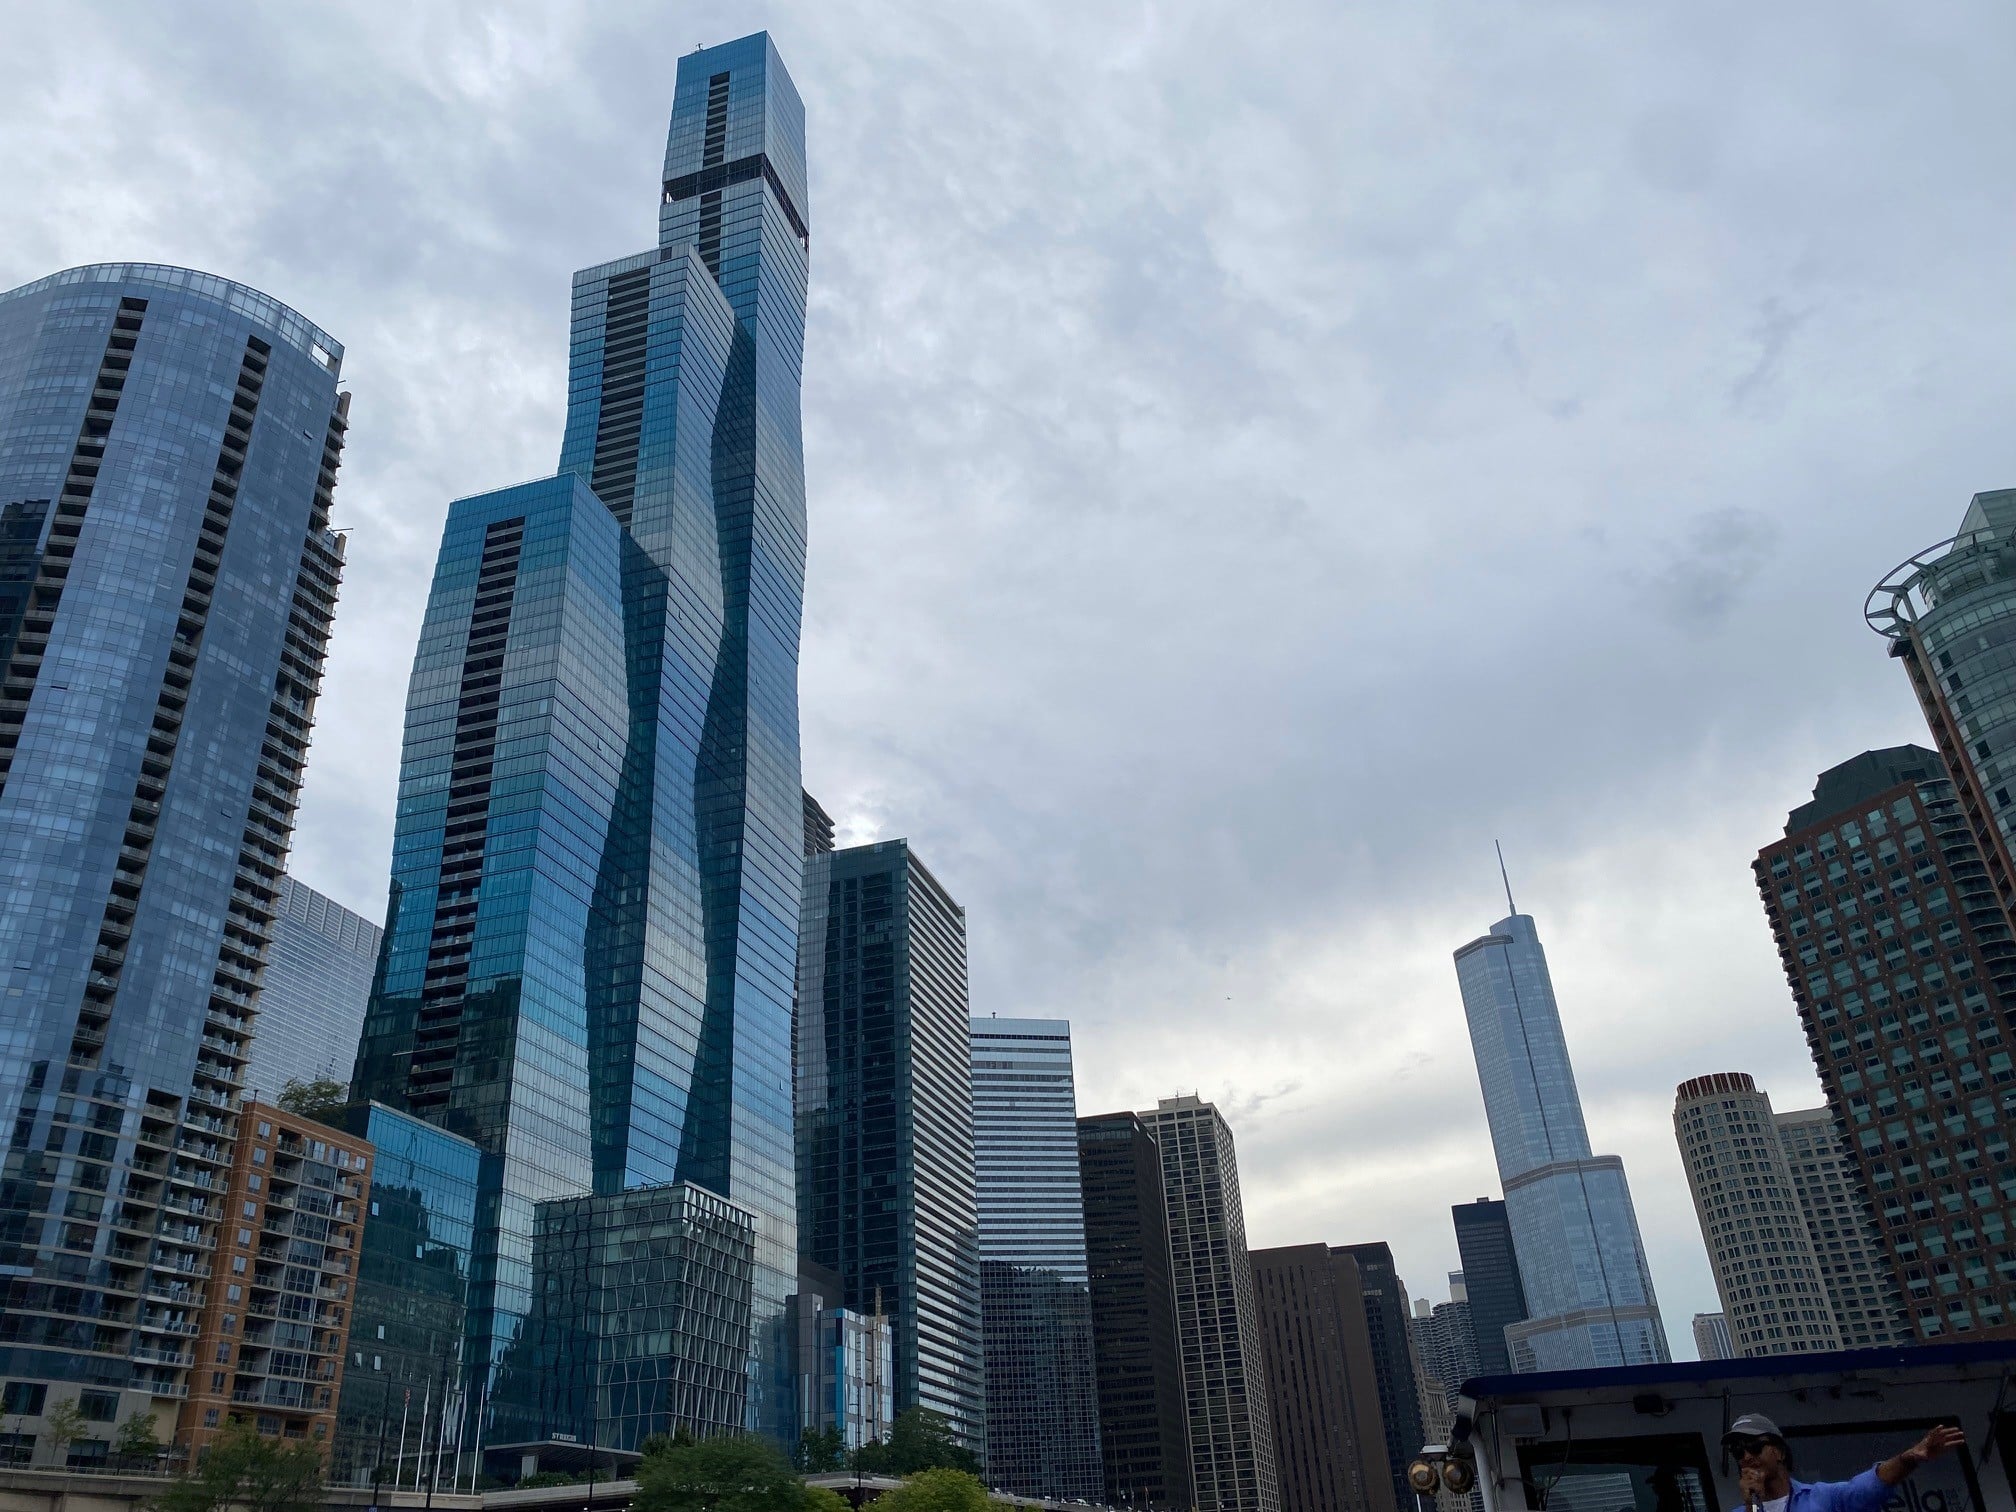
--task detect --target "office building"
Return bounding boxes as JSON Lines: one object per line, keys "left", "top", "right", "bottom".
{"left": 788, "top": 1261, "right": 892, "bottom": 1454}
{"left": 177, "top": 1099, "right": 371, "bottom": 1460}
{"left": 803, "top": 791, "right": 835, "bottom": 858}
{"left": 1142, "top": 1095, "right": 1278, "bottom": 1512}
{"left": 1335, "top": 1242, "right": 1424, "bottom": 1512}
{"left": 969, "top": 1017, "right": 1101, "bottom": 1499}
{"left": 1077, "top": 1112, "right": 1192, "bottom": 1512}
{"left": 797, "top": 840, "right": 985, "bottom": 1453}
{"left": 1673, "top": 1073, "right": 1842, "bottom": 1356}
{"left": 1757, "top": 744, "right": 2016, "bottom": 1339}
{"left": 1450, "top": 1199, "right": 1527, "bottom": 1377}
{"left": 1774, "top": 1108, "right": 1908, "bottom": 1348}
{"left": 0, "top": 264, "right": 347, "bottom": 1437}
{"left": 1690, "top": 1312, "right": 1734, "bottom": 1362}
{"left": 1409, "top": 1276, "right": 1481, "bottom": 1409}
{"left": 1250, "top": 1244, "right": 1392, "bottom": 1512}
{"left": 243, "top": 876, "right": 381, "bottom": 1098}
{"left": 348, "top": 34, "right": 814, "bottom": 1451}
{"left": 1454, "top": 910, "right": 1670, "bottom": 1369}
{"left": 329, "top": 1105, "right": 480, "bottom": 1491}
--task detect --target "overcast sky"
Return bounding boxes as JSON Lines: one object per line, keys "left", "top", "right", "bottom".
{"left": 7, "top": 0, "right": 2015, "bottom": 1358}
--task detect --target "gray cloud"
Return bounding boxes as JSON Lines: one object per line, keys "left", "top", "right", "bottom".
{"left": 6, "top": 0, "right": 2016, "bottom": 1355}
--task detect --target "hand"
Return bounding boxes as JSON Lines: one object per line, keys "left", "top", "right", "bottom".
{"left": 1739, "top": 1467, "right": 1768, "bottom": 1502}
{"left": 1912, "top": 1426, "right": 1967, "bottom": 1464}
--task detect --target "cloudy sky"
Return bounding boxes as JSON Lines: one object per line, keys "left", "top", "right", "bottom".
{"left": 8, "top": 1, "right": 2015, "bottom": 1356}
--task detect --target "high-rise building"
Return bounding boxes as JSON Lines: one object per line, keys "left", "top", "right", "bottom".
{"left": 243, "top": 876, "right": 381, "bottom": 1098}
{"left": 1774, "top": 1108, "right": 1909, "bottom": 1348}
{"left": 797, "top": 840, "right": 985, "bottom": 1453}
{"left": 1076, "top": 1111, "right": 1192, "bottom": 1512}
{"left": 1453, "top": 910, "right": 1670, "bottom": 1369}
{"left": 1334, "top": 1242, "right": 1424, "bottom": 1512}
{"left": 330, "top": 1104, "right": 480, "bottom": 1491}
{"left": 969, "top": 1017, "right": 1101, "bottom": 1500}
{"left": 1867, "top": 490, "right": 2016, "bottom": 922}
{"left": 0, "top": 264, "right": 348, "bottom": 1440}
{"left": 1756, "top": 744, "right": 2016, "bottom": 1340}
{"left": 1142, "top": 1095, "right": 1279, "bottom": 1512}
{"left": 1673, "top": 1073, "right": 1843, "bottom": 1356}
{"left": 1690, "top": 1312, "right": 1734, "bottom": 1362}
{"left": 178, "top": 1098, "right": 371, "bottom": 1461}
{"left": 1409, "top": 1275, "right": 1481, "bottom": 1408}
{"left": 1450, "top": 1199, "right": 1526, "bottom": 1377}
{"left": 347, "top": 34, "right": 813, "bottom": 1453}
{"left": 803, "top": 790, "right": 835, "bottom": 858}
{"left": 787, "top": 1261, "right": 892, "bottom": 1454}
{"left": 1250, "top": 1244, "right": 1393, "bottom": 1512}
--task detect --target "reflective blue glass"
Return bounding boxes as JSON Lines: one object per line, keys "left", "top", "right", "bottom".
{"left": 347, "top": 32, "right": 809, "bottom": 1456}
{"left": 243, "top": 876, "right": 382, "bottom": 1099}
{"left": 1454, "top": 914, "right": 1669, "bottom": 1369}
{"left": 0, "top": 263, "right": 347, "bottom": 1432}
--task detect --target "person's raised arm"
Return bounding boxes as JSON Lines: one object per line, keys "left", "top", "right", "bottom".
{"left": 1877, "top": 1425, "right": 1966, "bottom": 1487}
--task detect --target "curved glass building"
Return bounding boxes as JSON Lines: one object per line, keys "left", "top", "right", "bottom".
{"left": 0, "top": 264, "right": 347, "bottom": 1443}
{"left": 348, "top": 33, "right": 810, "bottom": 1459}
{"left": 1868, "top": 490, "right": 2016, "bottom": 926}
{"left": 1453, "top": 913, "right": 1669, "bottom": 1370}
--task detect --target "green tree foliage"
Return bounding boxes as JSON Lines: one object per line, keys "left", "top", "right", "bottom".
{"left": 853, "top": 1409, "right": 980, "bottom": 1477}
{"left": 795, "top": 1427, "right": 845, "bottom": 1473}
{"left": 804, "top": 1487, "right": 851, "bottom": 1512}
{"left": 632, "top": 1432, "right": 838, "bottom": 1512}
{"left": 514, "top": 1471, "right": 582, "bottom": 1489}
{"left": 114, "top": 1410, "right": 163, "bottom": 1466}
{"left": 42, "top": 1398, "right": 88, "bottom": 1462}
{"left": 151, "top": 1423, "right": 322, "bottom": 1512}
{"left": 274, "top": 1077, "right": 348, "bottom": 1124}
{"left": 867, "top": 1468, "right": 990, "bottom": 1512}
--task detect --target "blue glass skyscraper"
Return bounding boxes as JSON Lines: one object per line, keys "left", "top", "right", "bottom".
{"left": 348, "top": 34, "right": 808, "bottom": 1454}
{"left": 1453, "top": 912, "right": 1669, "bottom": 1370}
{"left": 0, "top": 265, "right": 347, "bottom": 1426}
{"left": 243, "top": 875, "right": 382, "bottom": 1099}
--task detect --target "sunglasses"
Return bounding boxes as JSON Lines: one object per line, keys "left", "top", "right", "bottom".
{"left": 1725, "top": 1437, "right": 1774, "bottom": 1457}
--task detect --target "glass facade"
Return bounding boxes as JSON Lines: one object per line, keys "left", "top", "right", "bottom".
{"left": 331, "top": 1104, "right": 479, "bottom": 1491}
{"left": 1077, "top": 1111, "right": 1192, "bottom": 1512}
{"left": 347, "top": 32, "right": 811, "bottom": 1453}
{"left": 1450, "top": 1198, "right": 1527, "bottom": 1377}
{"left": 0, "top": 264, "right": 347, "bottom": 1427}
{"left": 243, "top": 875, "right": 382, "bottom": 1099}
{"left": 1454, "top": 913, "right": 1669, "bottom": 1370}
{"left": 1334, "top": 1242, "right": 1423, "bottom": 1512}
{"left": 1143, "top": 1096, "right": 1278, "bottom": 1512}
{"left": 1755, "top": 744, "right": 2016, "bottom": 1340}
{"left": 796, "top": 841, "right": 985, "bottom": 1456}
{"left": 969, "top": 1017, "right": 1100, "bottom": 1500}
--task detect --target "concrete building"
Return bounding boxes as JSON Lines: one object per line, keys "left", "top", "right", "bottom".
{"left": 1690, "top": 1312, "right": 1734, "bottom": 1361}
{"left": 1775, "top": 1109, "right": 1908, "bottom": 1347}
{"left": 1673, "top": 1074, "right": 1842, "bottom": 1356}
{"left": 1335, "top": 1242, "right": 1424, "bottom": 1512}
{"left": 1250, "top": 1244, "right": 1393, "bottom": 1512}
{"left": 1142, "top": 1096, "right": 1279, "bottom": 1512}
{"left": 1756, "top": 743, "right": 2016, "bottom": 1339}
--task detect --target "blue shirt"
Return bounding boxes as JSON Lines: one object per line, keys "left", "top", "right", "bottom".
{"left": 1729, "top": 1471, "right": 1894, "bottom": 1512}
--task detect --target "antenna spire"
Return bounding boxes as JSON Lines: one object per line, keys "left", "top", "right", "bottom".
{"left": 1496, "top": 839, "right": 1517, "bottom": 916}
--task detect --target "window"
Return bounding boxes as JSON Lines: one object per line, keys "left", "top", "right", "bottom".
{"left": 77, "top": 1390, "right": 118, "bottom": 1423}
{"left": 1, "top": 1383, "right": 45, "bottom": 1416}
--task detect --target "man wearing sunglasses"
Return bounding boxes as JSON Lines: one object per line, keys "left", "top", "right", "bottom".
{"left": 1721, "top": 1413, "right": 1968, "bottom": 1512}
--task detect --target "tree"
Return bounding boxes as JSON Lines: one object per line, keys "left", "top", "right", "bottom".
{"left": 804, "top": 1486, "right": 851, "bottom": 1512}
{"left": 795, "top": 1427, "right": 845, "bottom": 1473}
{"left": 115, "top": 1411, "right": 163, "bottom": 1468}
{"left": 275, "top": 1077, "right": 348, "bottom": 1124}
{"left": 151, "top": 1422, "right": 322, "bottom": 1512}
{"left": 42, "top": 1397, "right": 88, "bottom": 1466}
{"left": 867, "top": 1468, "right": 990, "bottom": 1512}
{"left": 632, "top": 1432, "right": 837, "bottom": 1512}
{"left": 853, "top": 1409, "right": 980, "bottom": 1477}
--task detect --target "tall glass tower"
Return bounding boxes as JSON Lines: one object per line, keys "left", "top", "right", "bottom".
{"left": 969, "top": 1017, "right": 1101, "bottom": 1500}
{"left": 348, "top": 34, "right": 809, "bottom": 1453}
{"left": 0, "top": 265, "right": 347, "bottom": 1432}
{"left": 1453, "top": 912, "right": 1669, "bottom": 1370}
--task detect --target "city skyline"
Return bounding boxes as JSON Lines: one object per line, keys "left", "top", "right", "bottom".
{"left": 5, "top": 2, "right": 2014, "bottom": 1358}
